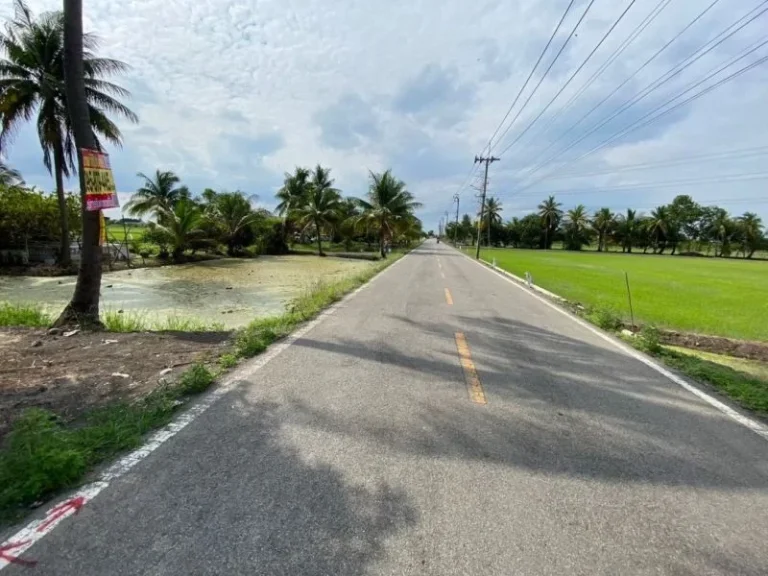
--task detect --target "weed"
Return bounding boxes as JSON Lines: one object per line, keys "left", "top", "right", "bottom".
{"left": 587, "top": 306, "right": 622, "bottom": 331}
{"left": 218, "top": 353, "right": 238, "bottom": 369}
{"left": 0, "top": 303, "right": 51, "bottom": 327}
{"left": 102, "top": 310, "right": 147, "bottom": 332}
{"left": 177, "top": 364, "right": 215, "bottom": 395}
{"left": 638, "top": 325, "right": 662, "bottom": 354}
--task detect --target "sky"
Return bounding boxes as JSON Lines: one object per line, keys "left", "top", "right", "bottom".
{"left": 3, "top": 0, "right": 768, "bottom": 230}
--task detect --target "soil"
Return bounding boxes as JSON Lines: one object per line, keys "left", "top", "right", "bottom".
{"left": 660, "top": 330, "right": 768, "bottom": 363}
{"left": 0, "top": 327, "right": 231, "bottom": 441}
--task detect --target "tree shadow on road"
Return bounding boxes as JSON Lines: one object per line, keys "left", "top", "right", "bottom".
{"left": 288, "top": 313, "right": 768, "bottom": 491}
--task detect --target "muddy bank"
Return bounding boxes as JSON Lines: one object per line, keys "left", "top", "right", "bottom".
{"left": 660, "top": 330, "right": 768, "bottom": 363}
{"left": 0, "top": 327, "right": 230, "bottom": 441}
{"left": 0, "top": 256, "right": 375, "bottom": 329}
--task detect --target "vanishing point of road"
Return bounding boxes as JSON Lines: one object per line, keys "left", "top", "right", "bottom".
{"left": 5, "top": 240, "right": 768, "bottom": 575}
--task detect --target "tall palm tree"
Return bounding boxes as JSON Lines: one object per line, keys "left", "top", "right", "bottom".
{"left": 563, "top": 204, "right": 591, "bottom": 250}
{"left": 591, "top": 208, "right": 614, "bottom": 252}
{"left": 648, "top": 206, "right": 670, "bottom": 253}
{"left": 292, "top": 183, "right": 341, "bottom": 256}
{"left": 537, "top": 195, "right": 562, "bottom": 249}
{"left": 276, "top": 167, "right": 311, "bottom": 217}
{"left": 353, "top": 169, "right": 422, "bottom": 258}
{"left": 616, "top": 209, "right": 638, "bottom": 253}
{"left": 708, "top": 208, "right": 734, "bottom": 257}
{"left": 0, "top": 160, "right": 22, "bottom": 186}
{"left": 0, "top": 0, "right": 137, "bottom": 266}
{"left": 125, "top": 170, "right": 189, "bottom": 218}
{"left": 481, "top": 196, "right": 503, "bottom": 247}
{"left": 737, "top": 212, "right": 763, "bottom": 259}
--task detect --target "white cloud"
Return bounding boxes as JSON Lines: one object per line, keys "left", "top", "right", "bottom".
{"left": 5, "top": 0, "right": 768, "bottom": 229}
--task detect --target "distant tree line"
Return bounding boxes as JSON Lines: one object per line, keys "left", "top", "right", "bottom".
{"left": 446, "top": 194, "right": 767, "bottom": 259}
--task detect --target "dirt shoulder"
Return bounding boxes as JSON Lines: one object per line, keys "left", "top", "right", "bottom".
{"left": 0, "top": 327, "right": 230, "bottom": 441}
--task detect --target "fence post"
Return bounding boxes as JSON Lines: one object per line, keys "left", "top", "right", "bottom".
{"left": 624, "top": 271, "right": 636, "bottom": 331}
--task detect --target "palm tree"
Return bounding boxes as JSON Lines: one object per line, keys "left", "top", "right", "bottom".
{"left": 616, "top": 209, "right": 638, "bottom": 253}
{"left": 648, "top": 206, "right": 670, "bottom": 253}
{"left": 707, "top": 208, "right": 734, "bottom": 257}
{"left": 292, "top": 167, "right": 341, "bottom": 256}
{"left": 737, "top": 212, "right": 763, "bottom": 259}
{"left": 210, "top": 191, "right": 262, "bottom": 255}
{"left": 0, "top": 160, "right": 22, "bottom": 186}
{"left": 563, "top": 204, "right": 591, "bottom": 250}
{"left": 591, "top": 208, "right": 614, "bottom": 252}
{"left": 353, "top": 169, "right": 422, "bottom": 258}
{"left": 154, "top": 199, "right": 204, "bottom": 261}
{"left": 537, "top": 195, "right": 562, "bottom": 249}
{"left": 125, "top": 170, "right": 189, "bottom": 218}
{"left": 481, "top": 196, "right": 503, "bottom": 247}
{"left": 0, "top": 0, "right": 137, "bottom": 266}
{"left": 276, "top": 167, "right": 311, "bottom": 217}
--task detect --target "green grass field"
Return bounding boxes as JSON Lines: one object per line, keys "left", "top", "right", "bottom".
{"left": 105, "top": 223, "right": 146, "bottom": 242}
{"left": 478, "top": 248, "right": 768, "bottom": 341}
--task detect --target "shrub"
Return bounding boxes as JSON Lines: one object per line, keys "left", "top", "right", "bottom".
{"left": 588, "top": 306, "right": 622, "bottom": 331}
{"left": 639, "top": 325, "right": 662, "bottom": 354}
{"left": 177, "top": 365, "right": 214, "bottom": 395}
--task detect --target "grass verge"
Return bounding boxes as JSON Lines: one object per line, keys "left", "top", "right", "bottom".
{"left": 0, "top": 303, "right": 52, "bottom": 327}
{"left": 0, "top": 248, "right": 409, "bottom": 526}
{"left": 0, "top": 364, "right": 214, "bottom": 525}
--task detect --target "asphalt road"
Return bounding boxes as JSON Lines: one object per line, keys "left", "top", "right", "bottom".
{"left": 7, "top": 240, "right": 768, "bottom": 575}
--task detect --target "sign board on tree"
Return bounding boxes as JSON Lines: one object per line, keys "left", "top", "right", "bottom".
{"left": 82, "top": 148, "right": 119, "bottom": 211}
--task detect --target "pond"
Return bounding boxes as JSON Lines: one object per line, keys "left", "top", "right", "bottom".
{"left": 0, "top": 256, "right": 376, "bottom": 329}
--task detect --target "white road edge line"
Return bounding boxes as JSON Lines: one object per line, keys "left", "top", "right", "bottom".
{"left": 458, "top": 249, "right": 768, "bottom": 442}
{"left": 0, "top": 251, "right": 413, "bottom": 570}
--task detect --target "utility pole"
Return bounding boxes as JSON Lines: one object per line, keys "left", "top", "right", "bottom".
{"left": 453, "top": 194, "right": 460, "bottom": 245}
{"left": 474, "top": 155, "right": 500, "bottom": 259}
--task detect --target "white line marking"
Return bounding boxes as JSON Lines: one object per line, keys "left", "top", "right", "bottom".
{"left": 440, "top": 271, "right": 445, "bottom": 279}
{"left": 460, "top": 251, "right": 768, "bottom": 441}
{"left": 0, "top": 251, "right": 413, "bottom": 570}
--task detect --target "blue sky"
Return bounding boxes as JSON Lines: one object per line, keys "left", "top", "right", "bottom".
{"left": 3, "top": 0, "right": 768, "bottom": 229}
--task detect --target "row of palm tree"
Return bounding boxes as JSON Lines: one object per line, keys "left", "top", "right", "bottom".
{"left": 448, "top": 194, "right": 766, "bottom": 258}
{"left": 0, "top": 0, "right": 137, "bottom": 267}
{"left": 277, "top": 166, "right": 422, "bottom": 257}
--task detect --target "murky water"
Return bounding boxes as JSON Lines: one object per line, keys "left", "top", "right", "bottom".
{"left": 0, "top": 256, "right": 375, "bottom": 329}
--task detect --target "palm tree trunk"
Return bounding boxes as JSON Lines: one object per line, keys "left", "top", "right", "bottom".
{"left": 316, "top": 220, "right": 323, "bottom": 256}
{"left": 55, "top": 0, "right": 103, "bottom": 328}
{"left": 380, "top": 215, "right": 386, "bottom": 258}
{"left": 53, "top": 142, "right": 71, "bottom": 267}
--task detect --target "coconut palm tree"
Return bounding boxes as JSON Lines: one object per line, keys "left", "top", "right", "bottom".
{"left": 210, "top": 191, "right": 263, "bottom": 255}
{"left": 0, "top": 0, "right": 137, "bottom": 266}
{"left": 537, "top": 195, "right": 562, "bottom": 249}
{"left": 736, "top": 212, "right": 763, "bottom": 259}
{"left": 648, "top": 206, "right": 671, "bottom": 253}
{"left": 353, "top": 169, "right": 422, "bottom": 258}
{"left": 0, "top": 160, "right": 22, "bottom": 186}
{"left": 591, "top": 207, "right": 614, "bottom": 252}
{"left": 125, "top": 170, "right": 189, "bottom": 218}
{"left": 615, "top": 209, "right": 638, "bottom": 253}
{"left": 276, "top": 167, "right": 311, "bottom": 217}
{"left": 563, "top": 204, "right": 591, "bottom": 250}
{"left": 481, "top": 196, "right": 503, "bottom": 246}
{"left": 292, "top": 166, "right": 341, "bottom": 256}
{"left": 153, "top": 198, "right": 205, "bottom": 261}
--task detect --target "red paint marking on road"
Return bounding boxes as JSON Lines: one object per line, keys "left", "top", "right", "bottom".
{"left": 0, "top": 541, "right": 37, "bottom": 567}
{"left": 36, "top": 496, "right": 86, "bottom": 533}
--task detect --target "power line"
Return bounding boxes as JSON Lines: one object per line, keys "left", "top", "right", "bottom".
{"left": 520, "top": 0, "right": 674, "bottom": 153}
{"left": 488, "top": 0, "right": 599, "bottom": 155}
{"left": 495, "top": 0, "right": 641, "bottom": 158}
{"left": 515, "top": 7, "right": 768, "bottom": 189}
{"left": 545, "top": 145, "right": 768, "bottom": 179}
{"left": 517, "top": 0, "right": 731, "bottom": 174}
{"left": 538, "top": 43, "right": 768, "bottom": 184}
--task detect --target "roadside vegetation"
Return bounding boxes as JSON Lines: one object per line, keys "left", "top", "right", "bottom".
{"left": 448, "top": 193, "right": 767, "bottom": 259}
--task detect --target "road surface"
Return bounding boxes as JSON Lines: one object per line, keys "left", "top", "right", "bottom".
{"left": 6, "top": 240, "right": 768, "bottom": 575}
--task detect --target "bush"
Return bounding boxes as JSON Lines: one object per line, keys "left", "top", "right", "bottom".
{"left": 177, "top": 364, "right": 215, "bottom": 395}
{"left": 639, "top": 325, "right": 662, "bottom": 354}
{"left": 587, "top": 306, "right": 622, "bottom": 331}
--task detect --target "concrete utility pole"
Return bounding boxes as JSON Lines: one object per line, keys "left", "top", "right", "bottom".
{"left": 474, "top": 155, "right": 500, "bottom": 259}
{"left": 453, "top": 194, "right": 460, "bottom": 245}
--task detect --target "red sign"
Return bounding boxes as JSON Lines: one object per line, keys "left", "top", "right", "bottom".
{"left": 82, "top": 148, "right": 119, "bottom": 211}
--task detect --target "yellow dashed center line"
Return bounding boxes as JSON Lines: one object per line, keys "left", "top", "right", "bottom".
{"left": 444, "top": 288, "right": 453, "bottom": 305}
{"left": 454, "top": 332, "right": 487, "bottom": 405}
